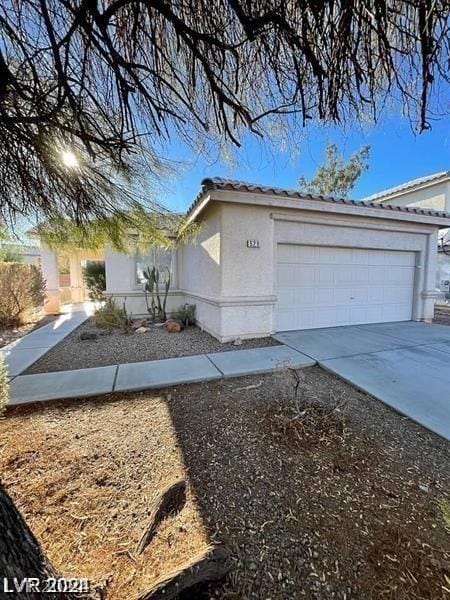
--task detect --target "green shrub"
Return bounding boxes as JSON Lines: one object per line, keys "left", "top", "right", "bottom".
{"left": 437, "top": 498, "right": 450, "bottom": 533}
{"left": 0, "top": 354, "right": 8, "bottom": 415}
{"left": 82, "top": 261, "right": 106, "bottom": 301}
{"left": 171, "top": 303, "right": 196, "bottom": 326}
{"left": 0, "top": 247, "right": 21, "bottom": 262}
{"left": 93, "top": 297, "right": 129, "bottom": 330}
{"left": 0, "top": 263, "right": 46, "bottom": 326}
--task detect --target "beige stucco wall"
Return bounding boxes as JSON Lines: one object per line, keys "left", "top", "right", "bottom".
{"left": 379, "top": 181, "right": 450, "bottom": 211}
{"left": 104, "top": 247, "right": 184, "bottom": 317}
{"left": 103, "top": 195, "right": 443, "bottom": 341}
{"left": 378, "top": 180, "right": 450, "bottom": 298}
{"left": 177, "top": 203, "right": 223, "bottom": 334}
{"left": 178, "top": 203, "right": 221, "bottom": 296}
{"left": 175, "top": 196, "right": 441, "bottom": 340}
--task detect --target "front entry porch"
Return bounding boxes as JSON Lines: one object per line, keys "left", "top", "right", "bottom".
{"left": 40, "top": 244, "right": 104, "bottom": 313}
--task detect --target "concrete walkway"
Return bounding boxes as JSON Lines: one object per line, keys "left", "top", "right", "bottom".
{"left": 1, "top": 303, "right": 93, "bottom": 378}
{"left": 274, "top": 321, "right": 450, "bottom": 440}
{"left": 7, "top": 344, "right": 315, "bottom": 406}
{"left": 6, "top": 313, "right": 450, "bottom": 441}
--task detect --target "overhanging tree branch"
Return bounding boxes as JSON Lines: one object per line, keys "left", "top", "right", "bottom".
{"left": 0, "top": 1, "right": 449, "bottom": 225}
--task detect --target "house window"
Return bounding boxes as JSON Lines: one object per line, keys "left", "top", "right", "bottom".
{"left": 136, "top": 247, "right": 173, "bottom": 284}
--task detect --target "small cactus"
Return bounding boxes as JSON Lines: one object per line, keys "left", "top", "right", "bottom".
{"left": 143, "top": 265, "right": 171, "bottom": 322}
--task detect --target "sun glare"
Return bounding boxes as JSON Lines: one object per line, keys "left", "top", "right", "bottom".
{"left": 61, "top": 150, "right": 79, "bottom": 168}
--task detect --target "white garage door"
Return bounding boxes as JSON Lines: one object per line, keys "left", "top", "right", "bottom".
{"left": 276, "top": 245, "right": 415, "bottom": 331}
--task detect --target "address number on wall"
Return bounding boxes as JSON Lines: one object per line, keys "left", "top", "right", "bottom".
{"left": 247, "top": 240, "right": 261, "bottom": 248}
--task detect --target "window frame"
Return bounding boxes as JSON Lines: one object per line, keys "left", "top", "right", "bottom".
{"left": 135, "top": 246, "right": 174, "bottom": 287}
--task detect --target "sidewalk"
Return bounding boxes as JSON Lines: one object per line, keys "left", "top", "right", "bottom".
{"left": 7, "top": 345, "right": 316, "bottom": 406}
{"left": 1, "top": 303, "right": 93, "bottom": 378}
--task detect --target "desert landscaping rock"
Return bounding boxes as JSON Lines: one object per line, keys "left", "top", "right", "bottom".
{"left": 164, "top": 319, "right": 182, "bottom": 333}
{"left": 132, "top": 318, "right": 148, "bottom": 330}
{"left": 25, "top": 317, "right": 279, "bottom": 374}
{"left": 80, "top": 331, "right": 98, "bottom": 341}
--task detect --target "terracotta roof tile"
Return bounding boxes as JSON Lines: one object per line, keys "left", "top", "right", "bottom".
{"left": 362, "top": 171, "right": 450, "bottom": 203}
{"left": 186, "top": 177, "right": 450, "bottom": 220}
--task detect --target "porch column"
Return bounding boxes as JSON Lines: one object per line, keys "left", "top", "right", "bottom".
{"left": 69, "top": 253, "right": 84, "bottom": 302}
{"left": 40, "top": 243, "right": 60, "bottom": 313}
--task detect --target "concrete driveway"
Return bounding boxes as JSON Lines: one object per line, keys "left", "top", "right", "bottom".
{"left": 274, "top": 321, "right": 450, "bottom": 441}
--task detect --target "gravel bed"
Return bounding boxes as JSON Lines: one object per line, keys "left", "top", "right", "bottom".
{"left": 2, "top": 367, "right": 448, "bottom": 599}
{"left": 434, "top": 303, "right": 450, "bottom": 325}
{"left": 25, "top": 317, "right": 279, "bottom": 374}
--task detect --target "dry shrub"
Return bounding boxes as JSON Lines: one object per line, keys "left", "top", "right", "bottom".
{"left": 437, "top": 498, "right": 450, "bottom": 533}
{"left": 93, "top": 296, "right": 129, "bottom": 330}
{"left": 270, "top": 403, "right": 346, "bottom": 450}
{"left": 0, "top": 354, "right": 8, "bottom": 415}
{"left": 270, "top": 364, "right": 347, "bottom": 448}
{"left": 0, "top": 262, "right": 46, "bottom": 326}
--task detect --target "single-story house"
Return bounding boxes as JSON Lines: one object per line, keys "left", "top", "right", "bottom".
{"left": 363, "top": 170, "right": 450, "bottom": 294}
{"left": 36, "top": 177, "right": 450, "bottom": 342}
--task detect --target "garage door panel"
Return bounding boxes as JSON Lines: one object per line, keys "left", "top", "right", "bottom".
{"left": 295, "top": 265, "right": 316, "bottom": 285}
{"left": 316, "top": 287, "right": 334, "bottom": 305}
{"left": 350, "top": 249, "right": 370, "bottom": 264}
{"left": 276, "top": 245, "right": 415, "bottom": 331}
{"left": 335, "top": 266, "right": 353, "bottom": 283}
{"left": 368, "top": 288, "right": 385, "bottom": 303}
{"left": 316, "top": 266, "right": 334, "bottom": 284}
{"left": 295, "top": 246, "right": 316, "bottom": 263}
{"left": 277, "top": 264, "right": 293, "bottom": 286}
{"left": 383, "top": 286, "right": 412, "bottom": 303}
{"left": 391, "top": 267, "right": 415, "bottom": 285}
{"left": 293, "top": 288, "right": 315, "bottom": 306}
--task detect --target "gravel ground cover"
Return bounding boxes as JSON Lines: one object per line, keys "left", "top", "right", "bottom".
{"left": 0, "top": 314, "right": 58, "bottom": 349}
{"left": 25, "top": 317, "right": 279, "bottom": 374}
{"left": 1, "top": 366, "right": 448, "bottom": 599}
{"left": 434, "top": 304, "right": 450, "bottom": 326}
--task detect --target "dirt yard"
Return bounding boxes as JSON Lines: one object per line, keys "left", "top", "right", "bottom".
{"left": 0, "top": 314, "right": 58, "bottom": 349}
{"left": 1, "top": 367, "right": 449, "bottom": 599}
{"left": 25, "top": 317, "right": 279, "bottom": 374}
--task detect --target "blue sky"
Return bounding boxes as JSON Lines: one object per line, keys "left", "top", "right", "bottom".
{"left": 164, "top": 113, "right": 450, "bottom": 213}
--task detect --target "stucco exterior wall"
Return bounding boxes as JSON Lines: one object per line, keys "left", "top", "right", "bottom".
{"left": 378, "top": 180, "right": 450, "bottom": 297}
{"left": 177, "top": 203, "right": 223, "bottom": 334}
{"left": 180, "top": 198, "right": 440, "bottom": 341}
{"left": 104, "top": 247, "right": 183, "bottom": 316}
{"left": 379, "top": 181, "right": 450, "bottom": 211}
{"left": 178, "top": 203, "right": 221, "bottom": 295}
{"left": 102, "top": 194, "right": 444, "bottom": 341}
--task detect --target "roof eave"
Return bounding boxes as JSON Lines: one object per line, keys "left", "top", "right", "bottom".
{"left": 187, "top": 187, "right": 450, "bottom": 228}
{"left": 368, "top": 173, "right": 450, "bottom": 204}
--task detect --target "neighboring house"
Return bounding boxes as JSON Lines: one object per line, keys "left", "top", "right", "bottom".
{"left": 34, "top": 177, "right": 450, "bottom": 341}
{"left": 363, "top": 171, "right": 450, "bottom": 293}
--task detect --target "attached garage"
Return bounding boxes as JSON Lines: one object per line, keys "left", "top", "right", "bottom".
{"left": 177, "top": 178, "right": 450, "bottom": 341}
{"left": 276, "top": 245, "right": 416, "bottom": 331}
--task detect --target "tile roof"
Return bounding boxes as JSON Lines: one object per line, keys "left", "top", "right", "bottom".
{"left": 186, "top": 177, "right": 450, "bottom": 220}
{"left": 362, "top": 171, "right": 450, "bottom": 203}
